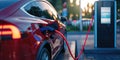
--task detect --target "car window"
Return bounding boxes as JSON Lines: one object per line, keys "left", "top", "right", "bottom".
{"left": 0, "top": 0, "right": 19, "bottom": 11}
{"left": 24, "top": 1, "right": 58, "bottom": 20}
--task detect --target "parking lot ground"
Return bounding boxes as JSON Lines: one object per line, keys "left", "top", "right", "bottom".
{"left": 56, "top": 41, "right": 76, "bottom": 60}
{"left": 56, "top": 32, "right": 120, "bottom": 60}
{"left": 78, "top": 32, "right": 120, "bottom": 60}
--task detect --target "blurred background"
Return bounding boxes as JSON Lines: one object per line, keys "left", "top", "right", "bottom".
{"left": 48, "top": 0, "right": 120, "bottom": 32}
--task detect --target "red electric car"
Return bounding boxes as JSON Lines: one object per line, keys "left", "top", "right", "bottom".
{"left": 0, "top": 0, "right": 66, "bottom": 60}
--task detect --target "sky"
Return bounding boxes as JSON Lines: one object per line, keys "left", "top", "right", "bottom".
{"left": 81, "top": 0, "right": 98, "bottom": 9}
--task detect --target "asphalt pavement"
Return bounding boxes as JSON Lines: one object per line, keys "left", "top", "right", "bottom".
{"left": 56, "top": 32, "right": 120, "bottom": 60}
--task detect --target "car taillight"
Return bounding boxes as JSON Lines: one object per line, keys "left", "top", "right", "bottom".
{"left": 0, "top": 25, "right": 21, "bottom": 39}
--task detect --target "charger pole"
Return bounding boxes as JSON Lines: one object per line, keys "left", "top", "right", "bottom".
{"left": 79, "top": 0, "right": 83, "bottom": 31}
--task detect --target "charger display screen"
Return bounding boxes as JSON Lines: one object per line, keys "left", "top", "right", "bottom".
{"left": 101, "top": 7, "right": 111, "bottom": 24}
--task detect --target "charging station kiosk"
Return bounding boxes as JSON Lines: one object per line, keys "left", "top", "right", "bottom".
{"left": 84, "top": 0, "right": 120, "bottom": 57}
{"left": 94, "top": 0, "right": 116, "bottom": 48}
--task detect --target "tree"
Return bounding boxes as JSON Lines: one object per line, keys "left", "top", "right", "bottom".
{"left": 82, "top": 3, "right": 94, "bottom": 18}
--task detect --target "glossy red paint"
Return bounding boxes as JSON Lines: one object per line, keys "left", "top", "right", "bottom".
{"left": 0, "top": 0, "right": 66, "bottom": 60}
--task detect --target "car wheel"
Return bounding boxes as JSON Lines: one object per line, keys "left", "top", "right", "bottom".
{"left": 61, "top": 41, "right": 65, "bottom": 53}
{"left": 38, "top": 48, "right": 50, "bottom": 60}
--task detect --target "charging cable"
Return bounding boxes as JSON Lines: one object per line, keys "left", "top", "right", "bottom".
{"left": 55, "top": 16, "right": 94, "bottom": 60}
